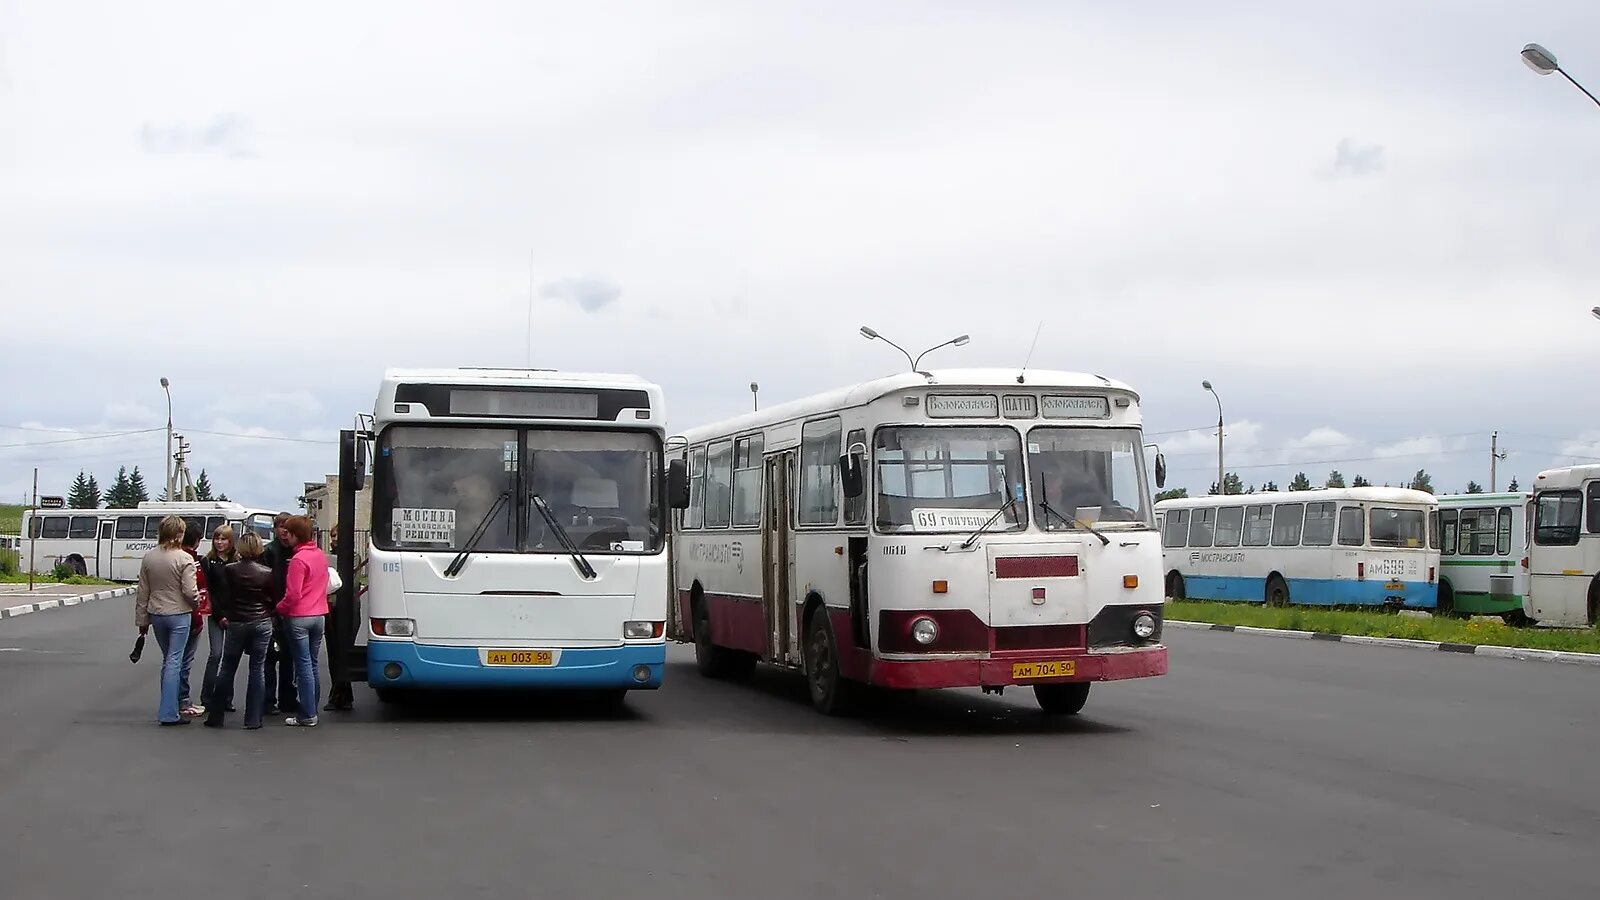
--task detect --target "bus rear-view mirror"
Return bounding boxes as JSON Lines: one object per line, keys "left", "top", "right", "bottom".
{"left": 353, "top": 436, "right": 368, "bottom": 491}
{"left": 839, "top": 453, "right": 865, "bottom": 499}
{"left": 1155, "top": 452, "right": 1167, "bottom": 490}
{"left": 667, "top": 458, "right": 691, "bottom": 509}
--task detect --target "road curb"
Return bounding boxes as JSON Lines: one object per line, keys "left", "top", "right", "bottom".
{"left": 1167, "top": 619, "right": 1600, "bottom": 667}
{"left": 0, "top": 587, "right": 134, "bottom": 619}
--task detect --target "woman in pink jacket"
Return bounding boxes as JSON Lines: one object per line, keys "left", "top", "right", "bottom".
{"left": 278, "top": 515, "right": 330, "bottom": 726}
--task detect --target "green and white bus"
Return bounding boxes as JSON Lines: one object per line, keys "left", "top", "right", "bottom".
{"left": 1435, "top": 492, "right": 1531, "bottom": 621}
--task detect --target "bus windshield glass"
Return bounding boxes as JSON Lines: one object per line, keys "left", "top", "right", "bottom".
{"left": 1533, "top": 490, "right": 1582, "bottom": 546}
{"left": 1370, "top": 507, "right": 1427, "bottom": 548}
{"left": 374, "top": 426, "right": 662, "bottom": 554}
{"left": 874, "top": 426, "right": 1027, "bottom": 533}
{"left": 1027, "top": 427, "right": 1152, "bottom": 529}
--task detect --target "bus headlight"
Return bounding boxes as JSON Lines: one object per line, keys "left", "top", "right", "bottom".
{"left": 372, "top": 618, "right": 415, "bottom": 638}
{"left": 910, "top": 617, "right": 939, "bottom": 646}
{"left": 624, "top": 621, "right": 664, "bottom": 639}
{"left": 1131, "top": 612, "right": 1157, "bottom": 641}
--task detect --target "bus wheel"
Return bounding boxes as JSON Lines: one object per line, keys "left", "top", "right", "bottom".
{"left": 1435, "top": 583, "right": 1456, "bottom": 618}
{"left": 65, "top": 554, "right": 87, "bottom": 577}
{"left": 1265, "top": 575, "right": 1290, "bottom": 608}
{"left": 804, "top": 610, "right": 858, "bottom": 716}
{"left": 693, "top": 597, "right": 755, "bottom": 680}
{"left": 1166, "top": 571, "right": 1186, "bottom": 600}
{"left": 1035, "top": 682, "right": 1090, "bottom": 715}
{"left": 1501, "top": 609, "right": 1531, "bottom": 627}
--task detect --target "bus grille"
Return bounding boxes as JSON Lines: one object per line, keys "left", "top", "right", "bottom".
{"left": 993, "top": 624, "right": 1087, "bottom": 652}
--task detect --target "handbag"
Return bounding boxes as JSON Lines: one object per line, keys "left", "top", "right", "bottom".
{"left": 326, "top": 566, "right": 343, "bottom": 602}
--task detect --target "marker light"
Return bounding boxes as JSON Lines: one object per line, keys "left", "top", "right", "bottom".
{"left": 1123, "top": 575, "right": 1139, "bottom": 589}
{"left": 910, "top": 617, "right": 940, "bottom": 645}
{"left": 624, "top": 621, "right": 664, "bottom": 639}
{"left": 372, "top": 618, "right": 415, "bottom": 637}
{"left": 932, "top": 580, "right": 949, "bottom": 594}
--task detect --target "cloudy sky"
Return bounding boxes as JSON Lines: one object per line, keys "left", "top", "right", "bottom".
{"left": 2, "top": 0, "right": 1598, "bottom": 511}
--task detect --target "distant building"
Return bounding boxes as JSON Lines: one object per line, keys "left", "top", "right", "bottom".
{"left": 300, "top": 475, "right": 372, "bottom": 551}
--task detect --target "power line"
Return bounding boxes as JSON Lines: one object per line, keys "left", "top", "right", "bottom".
{"left": 183, "top": 428, "right": 336, "bottom": 445}
{"left": 0, "top": 427, "right": 163, "bottom": 449}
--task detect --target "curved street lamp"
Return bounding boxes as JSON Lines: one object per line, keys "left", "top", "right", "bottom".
{"left": 1521, "top": 43, "right": 1600, "bottom": 109}
{"left": 160, "top": 377, "right": 174, "bottom": 501}
{"left": 1202, "top": 380, "right": 1224, "bottom": 494}
{"left": 859, "top": 326, "right": 970, "bottom": 375}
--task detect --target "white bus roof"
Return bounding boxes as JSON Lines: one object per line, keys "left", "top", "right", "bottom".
{"left": 380, "top": 368, "right": 653, "bottom": 390}
{"left": 1156, "top": 487, "right": 1437, "bottom": 509}
{"left": 678, "top": 368, "right": 1139, "bottom": 445}
{"left": 1533, "top": 464, "right": 1600, "bottom": 490}
{"left": 1436, "top": 492, "right": 1530, "bottom": 504}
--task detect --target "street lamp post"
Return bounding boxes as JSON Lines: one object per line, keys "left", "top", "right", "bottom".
{"left": 1591, "top": 306, "right": 1600, "bottom": 322}
{"left": 750, "top": 382, "right": 760, "bottom": 411}
{"left": 1521, "top": 43, "right": 1600, "bottom": 109}
{"left": 859, "top": 326, "right": 971, "bottom": 375}
{"left": 160, "top": 377, "right": 174, "bottom": 501}
{"left": 1202, "top": 380, "right": 1224, "bottom": 494}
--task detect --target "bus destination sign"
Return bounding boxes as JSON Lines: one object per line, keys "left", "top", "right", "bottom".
{"left": 1041, "top": 395, "right": 1111, "bottom": 419}
{"left": 449, "top": 389, "right": 601, "bottom": 419}
{"left": 925, "top": 394, "right": 999, "bottom": 418}
{"left": 38, "top": 496, "right": 65, "bottom": 509}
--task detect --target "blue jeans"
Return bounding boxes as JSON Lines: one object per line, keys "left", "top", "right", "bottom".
{"left": 264, "top": 616, "right": 298, "bottom": 709}
{"left": 210, "top": 620, "right": 273, "bottom": 727}
{"left": 149, "top": 613, "right": 192, "bottom": 724}
{"left": 286, "top": 615, "right": 325, "bottom": 720}
{"left": 179, "top": 615, "right": 200, "bottom": 707}
{"left": 200, "top": 616, "right": 226, "bottom": 709}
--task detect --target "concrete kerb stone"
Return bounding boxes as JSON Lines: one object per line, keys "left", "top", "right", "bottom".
{"left": 3, "top": 604, "right": 35, "bottom": 618}
{"left": 1168, "top": 617, "right": 1600, "bottom": 667}
{"left": 0, "top": 586, "right": 133, "bottom": 619}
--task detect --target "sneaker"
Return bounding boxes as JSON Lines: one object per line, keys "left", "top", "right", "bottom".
{"left": 284, "top": 716, "right": 319, "bottom": 727}
{"left": 243, "top": 724, "right": 262, "bottom": 730}
{"left": 202, "top": 718, "right": 223, "bottom": 729}
{"left": 158, "top": 718, "right": 191, "bottom": 727}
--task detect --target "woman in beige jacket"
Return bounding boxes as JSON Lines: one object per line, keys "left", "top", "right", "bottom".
{"left": 135, "top": 515, "right": 200, "bottom": 725}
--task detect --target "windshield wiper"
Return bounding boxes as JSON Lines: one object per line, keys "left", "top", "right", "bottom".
{"left": 532, "top": 493, "right": 598, "bottom": 579}
{"left": 960, "top": 495, "right": 1019, "bottom": 550}
{"left": 1039, "top": 498, "right": 1110, "bottom": 546}
{"left": 444, "top": 490, "right": 512, "bottom": 578}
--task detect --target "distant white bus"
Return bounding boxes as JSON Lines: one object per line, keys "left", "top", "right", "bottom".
{"left": 1526, "top": 465, "right": 1600, "bottom": 627}
{"left": 1435, "top": 492, "right": 1531, "bottom": 621}
{"left": 17, "top": 502, "right": 276, "bottom": 581}
{"left": 1157, "top": 487, "right": 1440, "bottom": 609}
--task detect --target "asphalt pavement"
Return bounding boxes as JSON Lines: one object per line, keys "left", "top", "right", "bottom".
{"left": 2, "top": 596, "right": 1597, "bottom": 900}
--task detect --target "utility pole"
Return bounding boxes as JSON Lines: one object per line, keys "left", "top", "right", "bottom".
{"left": 28, "top": 468, "right": 37, "bottom": 591}
{"left": 1490, "top": 431, "right": 1507, "bottom": 492}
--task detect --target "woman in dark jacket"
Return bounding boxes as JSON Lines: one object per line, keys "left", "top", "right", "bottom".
{"left": 204, "top": 532, "right": 278, "bottom": 730}
{"left": 199, "top": 525, "right": 237, "bottom": 715}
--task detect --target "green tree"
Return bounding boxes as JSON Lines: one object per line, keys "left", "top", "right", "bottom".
{"left": 217, "top": 492, "right": 230, "bottom": 502}
{"left": 1507, "top": 477, "right": 1520, "bottom": 491}
{"left": 104, "top": 467, "right": 132, "bottom": 508}
{"left": 1288, "top": 472, "right": 1313, "bottom": 491}
{"left": 1155, "top": 487, "right": 1189, "bottom": 502}
{"left": 1261, "top": 480, "right": 1280, "bottom": 492}
{"left": 194, "top": 470, "right": 215, "bottom": 501}
{"left": 1352, "top": 474, "right": 1372, "bottom": 487}
{"left": 1465, "top": 481, "right": 1484, "bottom": 494}
{"left": 1408, "top": 469, "right": 1434, "bottom": 494}
{"left": 86, "top": 475, "right": 101, "bottom": 509}
{"left": 67, "top": 472, "right": 96, "bottom": 509}
{"left": 1207, "top": 473, "right": 1245, "bottom": 495}
{"left": 1325, "top": 470, "right": 1346, "bottom": 488}
{"left": 128, "top": 467, "right": 150, "bottom": 505}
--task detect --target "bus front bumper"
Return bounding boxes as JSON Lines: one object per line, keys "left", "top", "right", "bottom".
{"left": 863, "top": 644, "right": 1167, "bottom": 691}
{"left": 366, "top": 641, "right": 665, "bottom": 690}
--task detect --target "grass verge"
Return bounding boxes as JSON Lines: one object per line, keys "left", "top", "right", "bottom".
{"left": 0, "top": 573, "right": 119, "bottom": 586}
{"left": 0, "top": 504, "right": 22, "bottom": 535}
{"left": 1167, "top": 599, "right": 1600, "bottom": 654}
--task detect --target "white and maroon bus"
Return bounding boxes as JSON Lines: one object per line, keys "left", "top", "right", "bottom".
{"left": 671, "top": 368, "right": 1169, "bottom": 715}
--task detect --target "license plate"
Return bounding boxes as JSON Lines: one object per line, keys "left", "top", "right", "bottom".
{"left": 484, "top": 649, "right": 553, "bottom": 667}
{"left": 1384, "top": 581, "right": 1404, "bottom": 591}
{"left": 1012, "top": 660, "right": 1076, "bottom": 680}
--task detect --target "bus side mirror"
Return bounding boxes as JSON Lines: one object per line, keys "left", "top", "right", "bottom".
{"left": 353, "top": 437, "right": 368, "bottom": 491}
{"left": 1155, "top": 452, "right": 1167, "bottom": 490}
{"left": 839, "top": 453, "right": 865, "bottom": 499}
{"left": 668, "top": 458, "right": 691, "bottom": 510}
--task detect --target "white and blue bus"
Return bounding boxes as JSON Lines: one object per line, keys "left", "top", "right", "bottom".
{"left": 361, "top": 368, "right": 688, "bottom": 704}
{"left": 1157, "top": 487, "right": 1440, "bottom": 608}
{"left": 17, "top": 502, "right": 275, "bottom": 581}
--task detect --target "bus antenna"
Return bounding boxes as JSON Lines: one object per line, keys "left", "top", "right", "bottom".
{"left": 1017, "top": 320, "right": 1043, "bottom": 383}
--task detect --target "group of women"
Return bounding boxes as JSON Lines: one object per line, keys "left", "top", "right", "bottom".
{"left": 133, "top": 513, "right": 332, "bottom": 728}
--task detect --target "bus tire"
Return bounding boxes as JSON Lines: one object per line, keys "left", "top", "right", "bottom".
{"left": 1502, "top": 609, "right": 1531, "bottom": 627}
{"left": 1166, "top": 571, "right": 1186, "bottom": 600}
{"left": 1034, "top": 682, "right": 1090, "bottom": 715}
{"left": 804, "top": 609, "right": 858, "bottom": 716}
{"left": 692, "top": 596, "right": 755, "bottom": 680}
{"left": 65, "top": 554, "right": 87, "bottom": 577}
{"left": 1435, "top": 582, "right": 1456, "bottom": 618}
{"left": 1588, "top": 577, "right": 1600, "bottom": 627}
{"left": 1265, "top": 574, "right": 1290, "bottom": 608}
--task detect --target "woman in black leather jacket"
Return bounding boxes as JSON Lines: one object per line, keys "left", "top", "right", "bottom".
{"left": 204, "top": 533, "right": 279, "bottom": 730}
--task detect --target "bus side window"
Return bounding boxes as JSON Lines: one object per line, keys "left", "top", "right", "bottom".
{"left": 115, "top": 517, "right": 144, "bottom": 539}
{"left": 1214, "top": 507, "right": 1243, "bottom": 547}
{"left": 28, "top": 516, "right": 43, "bottom": 539}
{"left": 1187, "top": 508, "right": 1216, "bottom": 548}
{"left": 144, "top": 517, "right": 162, "bottom": 540}
{"left": 732, "top": 435, "right": 765, "bottom": 528}
{"left": 1242, "top": 505, "right": 1273, "bottom": 547}
{"left": 842, "top": 428, "right": 867, "bottom": 526}
{"left": 1497, "top": 507, "right": 1512, "bottom": 556}
{"left": 69, "top": 516, "right": 97, "bottom": 539}
{"left": 1439, "top": 509, "right": 1457, "bottom": 556}
{"left": 1588, "top": 483, "right": 1600, "bottom": 534}
{"left": 1161, "top": 509, "right": 1188, "bottom": 548}
{"left": 1338, "top": 507, "right": 1364, "bottom": 547}
{"left": 1270, "top": 503, "right": 1303, "bottom": 546}
{"left": 41, "top": 516, "right": 69, "bottom": 539}
{"left": 703, "top": 440, "right": 734, "bottom": 529}
{"left": 684, "top": 446, "right": 707, "bottom": 530}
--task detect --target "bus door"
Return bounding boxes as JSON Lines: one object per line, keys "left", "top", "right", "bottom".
{"left": 96, "top": 520, "right": 113, "bottom": 579}
{"left": 763, "top": 451, "right": 796, "bottom": 665}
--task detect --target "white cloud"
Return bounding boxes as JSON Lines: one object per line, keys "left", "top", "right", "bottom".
{"left": 1374, "top": 436, "right": 1445, "bottom": 459}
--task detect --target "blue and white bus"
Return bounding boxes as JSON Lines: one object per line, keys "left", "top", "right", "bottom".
{"left": 360, "top": 368, "right": 688, "bottom": 704}
{"left": 1157, "top": 487, "right": 1440, "bottom": 608}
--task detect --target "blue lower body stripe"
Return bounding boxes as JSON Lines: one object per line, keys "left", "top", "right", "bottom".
{"left": 367, "top": 641, "right": 665, "bottom": 689}
{"left": 1178, "top": 574, "right": 1438, "bottom": 608}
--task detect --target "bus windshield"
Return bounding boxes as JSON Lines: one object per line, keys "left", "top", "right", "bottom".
{"left": 1370, "top": 507, "right": 1427, "bottom": 548}
{"left": 874, "top": 426, "right": 1027, "bottom": 533}
{"left": 1027, "top": 427, "right": 1151, "bottom": 529}
{"left": 374, "top": 425, "right": 663, "bottom": 554}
